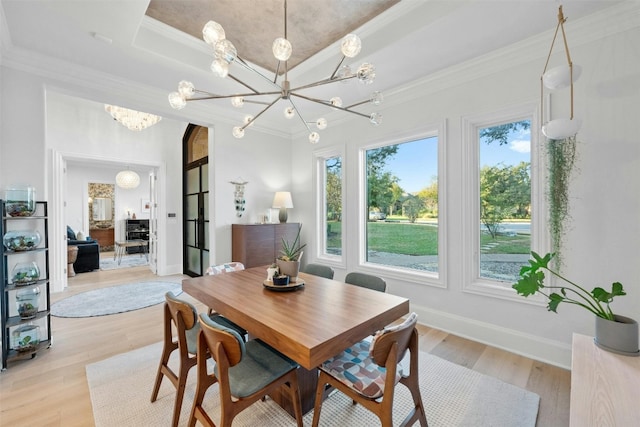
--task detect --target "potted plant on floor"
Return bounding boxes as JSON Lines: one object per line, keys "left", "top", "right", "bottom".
{"left": 513, "top": 251, "right": 638, "bottom": 356}
{"left": 276, "top": 224, "right": 306, "bottom": 283}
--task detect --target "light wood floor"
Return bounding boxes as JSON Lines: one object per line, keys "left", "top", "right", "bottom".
{"left": 0, "top": 263, "right": 571, "bottom": 426}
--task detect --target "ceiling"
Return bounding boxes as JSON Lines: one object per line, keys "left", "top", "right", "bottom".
{"left": 0, "top": 0, "right": 624, "bottom": 135}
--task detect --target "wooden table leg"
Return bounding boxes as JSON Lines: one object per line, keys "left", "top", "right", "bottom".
{"left": 269, "top": 366, "right": 318, "bottom": 416}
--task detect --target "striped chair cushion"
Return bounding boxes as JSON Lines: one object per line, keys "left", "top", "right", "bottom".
{"left": 320, "top": 338, "right": 403, "bottom": 399}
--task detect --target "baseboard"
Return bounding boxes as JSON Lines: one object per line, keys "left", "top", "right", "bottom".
{"left": 156, "top": 263, "right": 183, "bottom": 276}
{"left": 412, "top": 304, "right": 572, "bottom": 370}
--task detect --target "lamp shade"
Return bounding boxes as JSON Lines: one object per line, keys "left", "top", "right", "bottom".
{"left": 542, "top": 64, "right": 582, "bottom": 90}
{"left": 272, "top": 191, "right": 293, "bottom": 209}
{"left": 115, "top": 170, "right": 140, "bottom": 189}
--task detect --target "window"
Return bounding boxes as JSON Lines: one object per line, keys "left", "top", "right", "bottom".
{"left": 479, "top": 120, "right": 532, "bottom": 284}
{"left": 315, "top": 149, "right": 344, "bottom": 262}
{"left": 364, "top": 136, "right": 439, "bottom": 275}
{"left": 463, "top": 104, "right": 546, "bottom": 299}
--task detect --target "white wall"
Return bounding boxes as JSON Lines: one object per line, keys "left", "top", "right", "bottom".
{"left": 291, "top": 13, "right": 640, "bottom": 368}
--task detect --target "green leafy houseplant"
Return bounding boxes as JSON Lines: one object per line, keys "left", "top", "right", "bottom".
{"left": 513, "top": 251, "right": 625, "bottom": 321}
{"left": 278, "top": 224, "right": 306, "bottom": 262}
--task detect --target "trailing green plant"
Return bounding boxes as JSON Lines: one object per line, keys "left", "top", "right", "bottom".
{"left": 513, "top": 251, "right": 625, "bottom": 321}
{"left": 278, "top": 224, "right": 306, "bottom": 261}
{"left": 547, "top": 136, "right": 577, "bottom": 266}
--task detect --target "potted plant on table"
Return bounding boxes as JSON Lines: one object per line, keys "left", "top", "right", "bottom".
{"left": 513, "top": 251, "right": 638, "bottom": 356}
{"left": 276, "top": 224, "right": 306, "bottom": 283}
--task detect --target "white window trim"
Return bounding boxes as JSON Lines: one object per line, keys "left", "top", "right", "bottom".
{"left": 312, "top": 146, "right": 346, "bottom": 270}
{"left": 461, "top": 101, "right": 549, "bottom": 304}
{"left": 357, "top": 121, "right": 447, "bottom": 288}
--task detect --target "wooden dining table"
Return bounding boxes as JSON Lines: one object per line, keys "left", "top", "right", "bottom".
{"left": 182, "top": 266, "right": 409, "bottom": 415}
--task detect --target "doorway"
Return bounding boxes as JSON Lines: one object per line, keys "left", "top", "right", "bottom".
{"left": 183, "top": 124, "right": 210, "bottom": 277}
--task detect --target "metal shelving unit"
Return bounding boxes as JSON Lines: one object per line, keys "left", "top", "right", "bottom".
{"left": 1, "top": 200, "right": 51, "bottom": 370}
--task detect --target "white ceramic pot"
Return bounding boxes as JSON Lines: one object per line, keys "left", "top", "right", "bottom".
{"left": 276, "top": 259, "right": 300, "bottom": 283}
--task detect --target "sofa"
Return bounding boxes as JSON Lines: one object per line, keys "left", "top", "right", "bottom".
{"left": 67, "top": 226, "right": 100, "bottom": 273}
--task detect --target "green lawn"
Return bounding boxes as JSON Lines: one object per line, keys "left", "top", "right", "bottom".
{"left": 327, "top": 221, "right": 529, "bottom": 255}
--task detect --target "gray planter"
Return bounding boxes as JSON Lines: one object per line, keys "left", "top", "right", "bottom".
{"left": 276, "top": 259, "right": 300, "bottom": 283}
{"left": 594, "top": 315, "right": 640, "bottom": 356}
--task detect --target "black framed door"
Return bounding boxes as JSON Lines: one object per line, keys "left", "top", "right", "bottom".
{"left": 183, "top": 125, "right": 210, "bottom": 277}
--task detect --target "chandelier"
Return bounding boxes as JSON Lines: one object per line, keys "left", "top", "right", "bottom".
{"left": 105, "top": 105, "right": 162, "bottom": 131}
{"left": 168, "top": 0, "right": 383, "bottom": 144}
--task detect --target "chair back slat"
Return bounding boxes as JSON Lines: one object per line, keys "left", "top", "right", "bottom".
{"left": 344, "top": 272, "right": 386, "bottom": 292}
{"left": 370, "top": 313, "right": 417, "bottom": 366}
{"left": 165, "top": 292, "right": 197, "bottom": 330}
{"left": 199, "top": 313, "right": 244, "bottom": 366}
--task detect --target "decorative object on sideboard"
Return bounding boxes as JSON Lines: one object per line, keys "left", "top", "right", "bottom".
{"left": 276, "top": 223, "right": 306, "bottom": 282}
{"left": 115, "top": 169, "right": 140, "bottom": 189}
{"left": 514, "top": 251, "right": 638, "bottom": 356}
{"left": 4, "top": 187, "right": 37, "bottom": 217}
{"left": 230, "top": 178, "right": 248, "bottom": 217}
{"left": 168, "top": 0, "right": 383, "bottom": 144}
{"left": 272, "top": 191, "right": 293, "bottom": 223}
{"left": 540, "top": 5, "right": 582, "bottom": 140}
{"left": 3, "top": 230, "right": 41, "bottom": 252}
{"left": 104, "top": 104, "right": 162, "bottom": 131}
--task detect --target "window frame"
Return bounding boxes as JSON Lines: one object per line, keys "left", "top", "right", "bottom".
{"left": 357, "top": 122, "right": 446, "bottom": 288}
{"left": 313, "top": 146, "right": 346, "bottom": 269}
{"left": 461, "top": 102, "right": 549, "bottom": 302}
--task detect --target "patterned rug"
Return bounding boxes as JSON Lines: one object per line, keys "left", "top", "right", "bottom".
{"left": 87, "top": 342, "right": 540, "bottom": 426}
{"left": 51, "top": 282, "right": 182, "bottom": 318}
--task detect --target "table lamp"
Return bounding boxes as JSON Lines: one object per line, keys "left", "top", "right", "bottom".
{"left": 272, "top": 191, "right": 293, "bottom": 223}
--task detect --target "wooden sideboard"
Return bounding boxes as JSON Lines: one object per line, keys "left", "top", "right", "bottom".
{"left": 570, "top": 333, "right": 640, "bottom": 426}
{"left": 232, "top": 223, "right": 300, "bottom": 268}
{"left": 90, "top": 227, "right": 114, "bottom": 249}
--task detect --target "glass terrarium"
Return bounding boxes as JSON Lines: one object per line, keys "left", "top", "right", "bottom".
{"left": 5, "top": 187, "right": 37, "bottom": 217}
{"left": 11, "top": 261, "right": 40, "bottom": 286}
{"left": 16, "top": 286, "right": 40, "bottom": 319}
{"left": 12, "top": 323, "right": 40, "bottom": 352}
{"left": 3, "top": 230, "right": 41, "bottom": 252}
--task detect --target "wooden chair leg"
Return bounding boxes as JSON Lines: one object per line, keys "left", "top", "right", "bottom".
{"left": 312, "top": 372, "right": 329, "bottom": 427}
{"left": 286, "top": 372, "right": 304, "bottom": 427}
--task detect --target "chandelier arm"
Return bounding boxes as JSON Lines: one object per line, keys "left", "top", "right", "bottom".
{"left": 345, "top": 99, "right": 369, "bottom": 109}
{"left": 329, "top": 56, "right": 347, "bottom": 80}
{"left": 273, "top": 62, "right": 282, "bottom": 84}
{"left": 240, "top": 96, "right": 281, "bottom": 131}
{"left": 287, "top": 97, "right": 313, "bottom": 133}
{"left": 290, "top": 93, "right": 371, "bottom": 119}
{"left": 234, "top": 56, "right": 282, "bottom": 90}
{"left": 290, "top": 75, "right": 355, "bottom": 92}
{"left": 187, "top": 91, "right": 281, "bottom": 101}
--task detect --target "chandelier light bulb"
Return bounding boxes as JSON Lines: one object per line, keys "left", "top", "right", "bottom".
{"left": 231, "top": 96, "right": 244, "bottom": 108}
{"left": 284, "top": 106, "right": 295, "bottom": 119}
{"left": 243, "top": 115, "right": 255, "bottom": 127}
{"left": 211, "top": 58, "right": 229, "bottom": 78}
{"left": 357, "top": 63, "right": 376, "bottom": 84}
{"left": 202, "top": 21, "right": 226, "bottom": 47}
{"left": 232, "top": 126, "right": 245, "bottom": 138}
{"left": 272, "top": 37, "right": 292, "bottom": 61}
{"left": 338, "top": 65, "right": 352, "bottom": 82}
{"left": 370, "top": 91, "right": 384, "bottom": 105}
{"left": 178, "top": 80, "right": 195, "bottom": 98}
{"left": 168, "top": 92, "right": 186, "bottom": 110}
{"left": 330, "top": 97, "right": 343, "bottom": 109}
{"left": 309, "top": 132, "right": 320, "bottom": 144}
{"left": 316, "top": 118, "right": 327, "bottom": 130}
{"left": 215, "top": 39, "right": 237, "bottom": 63}
{"left": 369, "top": 112, "right": 383, "bottom": 126}
{"left": 340, "top": 34, "right": 362, "bottom": 58}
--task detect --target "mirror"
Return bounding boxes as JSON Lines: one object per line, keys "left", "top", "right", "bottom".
{"left": 92, "top": 197, "right": 112, "bottom": 221}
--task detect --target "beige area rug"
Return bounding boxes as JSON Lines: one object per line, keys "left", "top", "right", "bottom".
{"left": 87, "top": 342, "right": 539, "bottom": 426}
